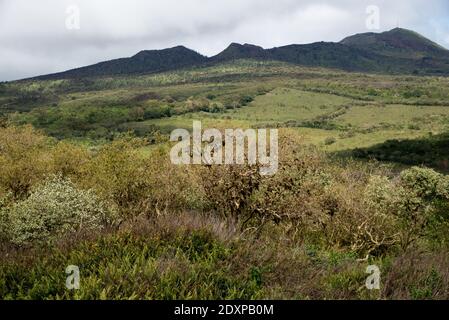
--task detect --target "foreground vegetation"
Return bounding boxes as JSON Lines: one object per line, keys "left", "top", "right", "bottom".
{"left": 0, "top": 124, "right": 448, "bottom": 299}
{"left": 1, "top": 60, "right": 449, "bottom": 300}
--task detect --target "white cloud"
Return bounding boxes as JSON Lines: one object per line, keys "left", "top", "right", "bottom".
{"left": 0, "top": 0, "right": 448, "bottom": 81}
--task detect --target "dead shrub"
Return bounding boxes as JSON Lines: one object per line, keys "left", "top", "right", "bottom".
{"left": 198, "top": 163, "right": 262, "bottom": 223}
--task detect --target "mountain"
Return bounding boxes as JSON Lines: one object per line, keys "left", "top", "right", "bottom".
{"left": 340, "top": 28, "right": 449, "bottom": 74}
{"left": 266, "top": 42, "right": 381, "bottom": 71}
{"left": 31, "top": 28, "right": 449, "bottom": 80}
{"left": 341, "top": 28, "right": 448, "bottom": 59}
{"left": 35, "top": 46, "right": 207, "bottom": 80}
{"left": 211, "top": 43, "right": 268, "bottom": 62}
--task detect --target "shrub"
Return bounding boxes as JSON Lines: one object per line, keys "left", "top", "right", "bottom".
{"left": 79, "top": 137, "right": 152, "bottom": 218}
{"left": 198, "top": 164, "right": 262, "bottom": 222}
{"left": 81, "top": 138, "right": 202, "bottom": 218}
{"left": 400, "top": 167, "right": 448, "bottom": 200}
{"left": 285, "top": 173, "right": 400, "bottom": 255}
{"left": 252, "top": 139, "right": 402, "bottom": 255}
{"left": 4, "top": 175, "right": 112, "bottom": 245}
{"left": 364, "top": 175, "right": 401, "bottom": 215}
{"left": 360, "top": 168, "right": 449, "bottom": 251}
{"left": 0, "top": 192, "right": 13, "bottom": 241}
{"left": 145, "top": 146, "right": 204, "bottom": 214}
{"left": 0, "top": 125, "right": 51, "bottom": 198}
{"left": 360, "top": 175, "right": 402, "bottom": 252}
{"left": 324, "top": 137, "right": 337, "bottom": 145}
{"left": 252, "top": 144, "right": 330, "bottom": 227}
{"left": 50, "top": 141, "right": 90, "bottom": 178}
{"left": 239, "top": 95, "right": 254, "bottom": 106}
{"left": 397, "top": 167, "right": 449, "bottom": 249}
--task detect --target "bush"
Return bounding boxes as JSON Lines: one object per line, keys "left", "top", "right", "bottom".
{"left": 360, "top": 175, "right": 403, "bottom": 252}
{"left": 4, "top": 175, "right": 113, "bottom": 245}
{"left": 360, "top": 168, "right": 449, "bottom": 251}
{"left": 199, "top": 164, "right": 262, "bottom": 221}
{"left": 239, "top": 95, "right": 254, "bottom": 106}
{"left": 0, "top": 192, "right": 13, "bottom": 241}
{"left": 80, "top": 138, "right": 202, "bottom": 218}
{"left": 50, "top": 141, "right": 90, "bottom": 178}
{"left": 79, "top": 137, "right": 152, "bottom": 218}
{"left": 324, "top": 137, "right": 337, "bottom": 145}
{"left": 400, "top": 167, "right": 448, "bottom": 200}
{"left": 0, "top": 125, "right": 51, "bottom": 198}
{"left": 252, "top": 142, "right": 330, "bottom": 227}
{"left": 397, "top": 167, "right": 449, "bottom": 249}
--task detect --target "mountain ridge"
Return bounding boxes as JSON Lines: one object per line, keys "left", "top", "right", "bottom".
{"left": 341, "top": 28, "right": 449, "bottom": 58}
{"left": 31, "top": 28, "right": 449, "bottom": 80}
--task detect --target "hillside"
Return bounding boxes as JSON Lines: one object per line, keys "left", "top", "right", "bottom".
{"left": 2, "top": 43, "right": 449, "bottom": 301}
{"left": 28, "top": 28, "right": 449, "bottom": 80}
{"left": 211, "top": 43, "right": 268, "bottom": 62}
{"left": 341, "top": 28, "right": 449, "bottom": 59}
{"left": 35, "top": 46, "right": 208, "bottom": 80}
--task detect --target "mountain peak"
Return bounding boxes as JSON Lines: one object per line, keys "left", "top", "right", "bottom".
{"left": 132, "top": 45, "right": 198, "bottom": 58}
{"left": 341, "top": 28, "right": 448, "bottom": 58}
{"left": 32, "top": 28, "right": 449, "bottom": 80}
{"left": 227, "top": 43, "right": 263, "bottom": 49}
{"left": 36, "top": 45, "right": 207, "bottom": 80}
{"left": 389, "top": 27, "right": 414, "bottom": 33}
{"left": 212, "top": 43, "right": 266, "bottom": 61}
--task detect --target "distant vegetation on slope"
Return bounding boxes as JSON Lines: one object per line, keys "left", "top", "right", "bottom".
{"left": 35, "top": 46, "right": 208, "bottom": 80}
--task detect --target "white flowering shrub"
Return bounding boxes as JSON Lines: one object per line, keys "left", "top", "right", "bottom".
{"left": 400, "top": 167, "right": 447, "bottom": 200}
{"left": 436, "top": 176, "right": 449, "bottom": 200}
{"left": 364, "top": 175, "right": 402, "bottom": 214}
{"left": 363, "top": 168, "right": 449, "bottom": 250}
{"left": 5, "top": 175, "right": 113, "bottom": 245}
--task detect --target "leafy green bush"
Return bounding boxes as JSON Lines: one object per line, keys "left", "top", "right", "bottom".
{"left": 4, "top": 175, "right": 113, "bottom": 245}
{"left": 361, "top": 168, "right": 449, "bottom": 251}
{"left": 0, "top": 125, "right": 51, "bottom": 198}
{"left": 80, "top": 138, "right": 202, "bottom": 218}
{"left": 400, "top": 167, "right": 449, "bottom": 200}
{"left": 80, "top": 137, "right": 152, "bottom": 217}
{"left": 0, "top": 192, "right": 13, "bottom": 241}
{"left": 324, "top": 137, "right": 337, "bottom": 145}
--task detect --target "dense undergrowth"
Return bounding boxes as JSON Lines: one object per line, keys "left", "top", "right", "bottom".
{"left": 1, "top": 124, "right": 449, "bottom": 299}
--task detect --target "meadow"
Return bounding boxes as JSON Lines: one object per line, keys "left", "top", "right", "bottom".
{"left": 1, "top": 60, "right": 449, "bottom": 299}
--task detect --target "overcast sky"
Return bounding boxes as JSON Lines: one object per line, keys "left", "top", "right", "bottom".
{"left": 1, "top": 0, "right": 448, "bottom": 81}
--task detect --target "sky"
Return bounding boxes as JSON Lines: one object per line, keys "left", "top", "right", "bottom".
{"left": 0, "top": 0, "right": 449, "bottom": 81}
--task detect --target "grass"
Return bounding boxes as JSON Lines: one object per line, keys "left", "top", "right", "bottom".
{"left": 228, "top": 88, "right": 352, "bottom": 123}
{"left": 336, "top": 104, "right": 449, "bottom": 129}
{"left": 1, "top": 213, "right": 448, "bottom": 300}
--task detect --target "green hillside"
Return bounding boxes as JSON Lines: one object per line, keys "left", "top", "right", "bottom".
{"left": 1, "top": 55, "right": 449, "bottom": 300}
{"left": 26, "top": 28, "right": 449, "bottom": 81}
{"left": 341, "top": 28, "right": 449, "bottom": 58}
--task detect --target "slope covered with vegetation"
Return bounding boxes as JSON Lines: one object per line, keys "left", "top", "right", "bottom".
{"left": 0, "top": 125, "right": 449, "bottom": 299}
{"left": 25, "top": 28, "right": 449, "bottom": 81}
{"left": 1, "top": 55, "right": 449, "bottom": 299}
{"left": 35, "top": 46, "right": 208, "bottom": 80}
